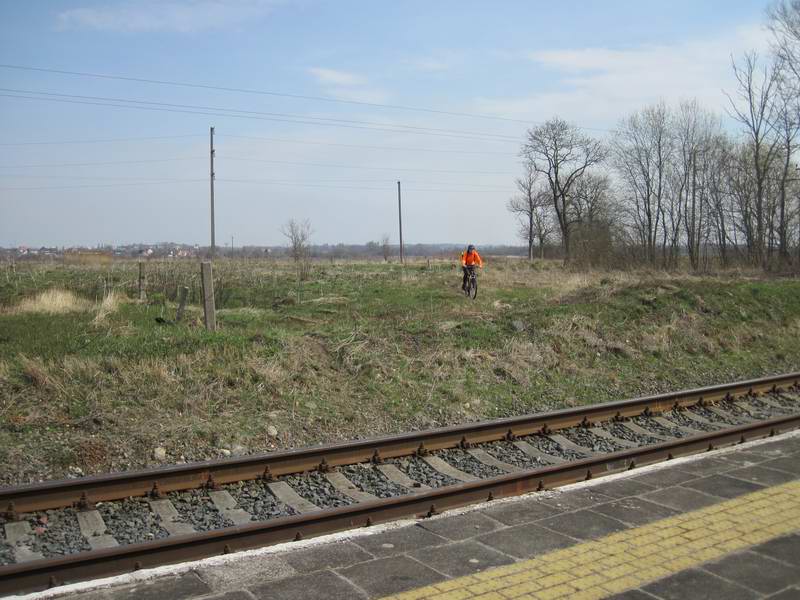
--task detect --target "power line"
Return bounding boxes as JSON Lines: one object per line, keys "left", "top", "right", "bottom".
{"left": 0, "top": 157, "right": 204, "bottom": 168}
{"left": 0, "top": 173, "right": 513, "bottom": 189}
{"left": 0, "top": 134, "right": 205, "bottom": 146}
{"left": 0, "top": 63, "right": 535, "bottom": 125}
{"left": 0, "top": 93, "right": 518, "bottom": 143}
{"left": 218, "top": 178, "right": 512, "bottom": 193}
{"left": 222, "top": 156, "right": 515, "bottom": 175}
{"left": 0, "top": 88, "right": 522, "bottom": 142}
{"left": 218, "top": 133, "right": 515, "bottom": 156}
{"left": 0, "top": 179, "right": 205, "bottom": 191}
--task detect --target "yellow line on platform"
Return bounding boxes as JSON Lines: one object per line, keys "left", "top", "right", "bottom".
{"left": 382, "top": 480, "right": 800, "bottom": 600}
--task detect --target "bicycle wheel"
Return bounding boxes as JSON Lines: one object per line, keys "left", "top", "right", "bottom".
{"left": 469, "top": 275, "right": 478, "bottom": 300}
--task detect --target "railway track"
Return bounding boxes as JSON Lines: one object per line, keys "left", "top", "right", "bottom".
{"left": 1, "top": 372, "right": 799, "bottom": 596}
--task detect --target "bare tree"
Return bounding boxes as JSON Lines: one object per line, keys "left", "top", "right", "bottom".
{"left": 281, "top": 218, "right": 312, "bottom": 280}
{"left": 612, "top": 103, "right": 673, "bottom": 266}
{"left": 726, "top": 51, "right": 782, "bottom": 267}
{"left": 768, "top": 1, "right": 800, "bottom": 80}
{"left": 507, "top": 163, "right": 554, "bottom": 259}
{"left": 381, "top": 234, "right": 391, "bottom": 262}
{"left": 570, "top": 172, "right": 614, "bottom": 225}
{"left": 521, "top": 118, "right": 606, "bottom": 261}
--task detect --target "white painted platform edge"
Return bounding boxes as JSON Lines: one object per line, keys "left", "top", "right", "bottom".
{"left": 14, "top": 428, "right": 800, "bottom": 600}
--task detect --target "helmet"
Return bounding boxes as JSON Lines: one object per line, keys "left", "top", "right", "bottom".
{"left": 467, "top": 244, "right": 475, "bottom": 253}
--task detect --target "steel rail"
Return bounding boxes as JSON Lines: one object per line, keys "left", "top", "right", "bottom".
{"left": 1, "top": 372, "right": 798, "bottom": 515}
{"left": 1, "top": 410, "right": 798, "bottom": 595}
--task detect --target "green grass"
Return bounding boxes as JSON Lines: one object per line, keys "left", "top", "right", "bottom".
{"left": 1, "top": 258, "right": 799, "bottom": 484}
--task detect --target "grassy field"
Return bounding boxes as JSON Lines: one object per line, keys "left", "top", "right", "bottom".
{"left": 1, "top": 257, "right": 799, "bottom": 485}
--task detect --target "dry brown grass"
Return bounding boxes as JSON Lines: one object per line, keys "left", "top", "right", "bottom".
{"left": 11, "top": 289, "right": 92, "bottom": 314}
{"left": 92, "top": 290, "right": 122, "bottom": 324}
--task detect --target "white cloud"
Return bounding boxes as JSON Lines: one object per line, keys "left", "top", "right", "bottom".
{"left": 473, "top": 25, "right": 772, "bottom": 129}
{"left": 307, "top": 67, "right": 389, "bottom": 103}
{"left": 57, "top": 1, "right": 279, "bottom": 33}
{"left": 307, "top": 67, "right": 367, "bottom": 87}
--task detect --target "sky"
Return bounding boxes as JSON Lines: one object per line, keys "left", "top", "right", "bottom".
{"left": 0, "top": 0, "right": 774, "bottom": 248}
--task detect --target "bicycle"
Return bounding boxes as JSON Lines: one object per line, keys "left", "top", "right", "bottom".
{"left": 463, "top": 265, "right": 478, "bottom": 300}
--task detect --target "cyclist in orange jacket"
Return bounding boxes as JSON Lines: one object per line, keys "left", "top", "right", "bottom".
{"left": 461, "top": 244, "right": 483, "bottom": 291}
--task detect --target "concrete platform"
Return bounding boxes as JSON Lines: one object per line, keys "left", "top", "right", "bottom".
{"left": 20, "top": 431, "right": 800, "bottom": 600}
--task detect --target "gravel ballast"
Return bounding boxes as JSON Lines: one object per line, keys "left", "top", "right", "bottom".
{"left": 560, "top": 428, "right": 626, "bottom": 453}
{"left": 436, "top": 449, "right": 505, "bottom": 478}
{"left": 632, "top": 416, "right": 687, "bottom": 439}
{"left": 601, "top": 422, "right": 661, "bottom": 446}
{"left": 27, "top": 508, "right": 90, "bottom": 558}
{"left": 390, "top": 456, "right": 459, "bottom": 488}
{"left": 522, "top": 435, "right": 586, "bottom": 460}
{"left": 663, "top": 409, "right": 717, "bottom": 432}
{"left": 482, "top": 441, "right": 549, "bottom": 468}
{"left": 98, "top": 498, "right": 169, "bottom": 545}
{"left": 282, "top": 473, "right": 353, "bottom": 508}
{"left": 170, "top": 490, "right": 234, "bottom": 531}
{"left": 339, "top": 464, "right": 408, "bottom": 498}
{"left": 226, "top": 481, "right": 296, "bottom": 520}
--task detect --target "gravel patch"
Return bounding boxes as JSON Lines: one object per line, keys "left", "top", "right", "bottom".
{"left": 281, "top": 472, "right": 353, "bottom": 508}
{"left": 436, "top": 448, "right": 505, "bottom": 479}
{"left": 339, "top": 464, "right": 408, "bottom": 498}
{"left": 389, "top": 456, "right": 459, "bottom": 488}
{"left": 0, "top": 530, "right": 14, "bottom": 566}
{"left": 722, "top": 400, "right": 772, "bottom": 421}
{"left": 601, "top": 422, "right": 661, "bottom": 446}
{"left": 482, "top": 441, "right": 549, "bottom": 469}
{"left": 560, "top": 428, "right": 626, "bottom": 453}
{"left": 27, "top": 508, "right": 91, "bottom": 558}
{"left": 689, "top": 405, "right": 742, "bottom": 425}
{"left": 771, "top": 392, "right": 800, "bottom": 409}
{"left": 98, "top": 498, "right": 169, "bottom": 545}
{"left": 663, "top": 409, "right": 718, "bottom": 432}
{"left": 170, "top": 489, "right": 234, "bottom": 531}
{"left": 747, "top": 397, "right": 791, "bottom": 414}
{"left": 522, "top": 435, "right": 586, "bottom": 460}
{"left": 632, "top": 416, "right": 687, "bottom": 439}
{"left": 225, "top": 481, "right": 295, "bottom": 520}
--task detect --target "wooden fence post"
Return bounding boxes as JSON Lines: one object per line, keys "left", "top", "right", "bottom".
{"left": 201, "top": 262, "right": 216, "bottom": 331}
{"left": 176, "top": 286, "right": 189, "bottom": 323}
{"left": 138, "top": 262, "right": 146, "bottom": 301}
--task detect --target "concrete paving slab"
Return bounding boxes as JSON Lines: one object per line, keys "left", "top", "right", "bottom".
{"left": 249, "top": 569, "right": 366, "bottom": 600}
{"left": 480, "top": 496, "right": 565, "bottom": 526}
{"left": 282, "top": 540, "right": 373, "bottom": 573}
{"left": 197, "top": 555, "right": 295, "bottom": 592}
{"left": 477, "top": 522, "right": 576, "bottom": 559}
{"left": 702, "top": 550, "right": 800, "bottom": 595}
{"left": 337, "top": 555, "right": 444, "bottom": 597}
{"left": 418, "top": 510, "right": 503, "bottom": 541}
{"left": 682, "top": 473, "right": 766, "bottom": 499}
{"left": 539, "top": 508, "right": 627, "bottom": 540}
{"left": 540, "top": 488, "right": 615, "bottom": 511}
{"left": 764, "top": 588, "right": 800, "bottom": 599}
{"left": 716, "top": 450, "right": 775, "bottom": 468}
{"left": 409, "top": 539, "right": 514, "bottom": 578}
{"left": 642, "top": 568, "right": 759, "bottom": 600}
{"left": 587, "top": 477, "right": 657, "bottom": 499}
{"left": 352, "top": 523, "right": 446, "bottom": 557}
{"left": 726, "top": 464, "right": 798, "bottom": 486}
{"left": 607, "top": 591, "right": 660, "bottom": 600}
{"left": 631, "top": 467, "right": 700, "bottom": 488}
{"left": 750, "top": 533, "right": 800, "bottom": 567}
{"left": 201, "top": 593, "right": 255, "bottom": 600}
{"left": 107, "top": 571, "right": 211, "bottom": 600}
{"left": 671, "top": 457, "right": 735, "bottom": 475}
{"left": 643, "top": 486, "right": 722, "bottom": 512}
{"left": 590, "top": 496, "right": 680, "bottom": 526}
{"left": 762, "top": 456, "right": 800, "bottom": 475}
{"left": 743, "top": 437, "right": 800, "bottom": 457}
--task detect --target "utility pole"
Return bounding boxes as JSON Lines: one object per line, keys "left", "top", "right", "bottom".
{"left": 397, "top": 180, "right": 404, "bottom": 264}
{"left": 210, "top": 126, "right": 216, "bottom": 258}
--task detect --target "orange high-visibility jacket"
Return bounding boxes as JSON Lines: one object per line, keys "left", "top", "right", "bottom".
{"left": 461, "top": 250, "right": 483, "bottom": 267}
